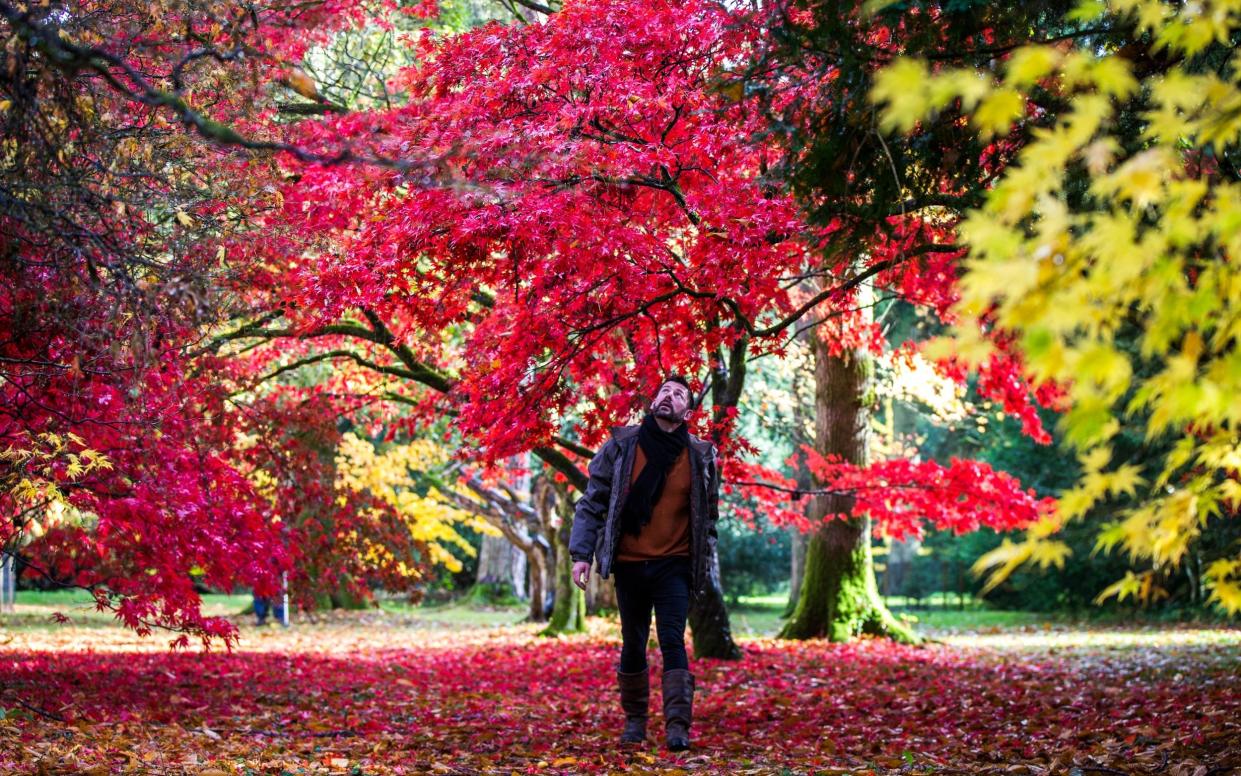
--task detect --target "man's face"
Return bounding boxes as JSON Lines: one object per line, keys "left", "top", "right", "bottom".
{"left": 651, "top": 380, "right": 693, "bottom": 423}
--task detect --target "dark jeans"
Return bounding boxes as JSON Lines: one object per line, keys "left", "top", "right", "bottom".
{"left": 613, "top": 555, "right": 691, "bottom": 673}
{"left": 253, "top": 595, "right": 285, "bottom": 625}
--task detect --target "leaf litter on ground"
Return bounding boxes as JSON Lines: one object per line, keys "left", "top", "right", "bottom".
{"left": 0, "top": 612, "right": 1237, "bottom": 775}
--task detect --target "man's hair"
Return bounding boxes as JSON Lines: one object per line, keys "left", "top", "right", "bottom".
{"left": 659, "top": 374, "right": 692, "bottom": 397}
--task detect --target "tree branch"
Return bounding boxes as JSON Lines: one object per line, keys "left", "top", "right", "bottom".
{"left": 0, "top": 2, "right": 439, "bottom": 175}
{"left": 251, "top": 349, "right": 421, "bottom": 386}
{"left": 727, "top": 241, "right": 958, "bottom": 338}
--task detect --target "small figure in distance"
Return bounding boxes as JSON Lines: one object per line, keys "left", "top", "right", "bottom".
{"left": 253, "top": 590, "right": 286, "bottom": 627}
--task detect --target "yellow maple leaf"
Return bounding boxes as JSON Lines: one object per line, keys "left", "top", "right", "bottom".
{"left": 871, "top": 59, "right": 931, "bottom": 133}
{"left": 1005, "top": 46, "right": 1061, "bottom": 87}
{"left": 972, "top": 88, "right": 1025, "bottom": 138}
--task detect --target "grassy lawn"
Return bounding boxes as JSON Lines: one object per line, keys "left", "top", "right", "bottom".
{"left": 0, "top": 590, "right": 531, "bottom": 633}
{"left": 378, "top": 596, "right": 531, "bottom": 628}
{"left": 4, "top": 588, "right": 1236, "bottom": 644}
{"left": 0, "top": 589, "right": 252, "bottom": 630}
{"left": 725, "top": 593, "right": 1062, "bottom": 637}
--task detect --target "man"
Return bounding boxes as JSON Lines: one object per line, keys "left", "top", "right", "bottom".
{"left": 569, "top": 375, "right": 721, "bottom": 752}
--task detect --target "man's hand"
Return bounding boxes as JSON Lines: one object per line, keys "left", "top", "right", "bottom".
{"left": 571, "top": 561, "right": 591, "bottom": 591}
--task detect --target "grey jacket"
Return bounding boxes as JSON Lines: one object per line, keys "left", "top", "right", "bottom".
{"left": 567, "top": 424, "right": 720, "bottom": 602}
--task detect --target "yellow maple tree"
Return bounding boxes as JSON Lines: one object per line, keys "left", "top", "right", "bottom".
{"left": 1, "top": 432, "right": 110, "bottom": 548}
{"left": 334, "top": 433, "right": 498, "bottom": 574}
{"left": 871, "top": 0, "right": 1241, "bottom": 613}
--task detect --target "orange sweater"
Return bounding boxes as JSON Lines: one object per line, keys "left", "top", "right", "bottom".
{"left": 615, "top": 446, "right": 692, "bottom": 561}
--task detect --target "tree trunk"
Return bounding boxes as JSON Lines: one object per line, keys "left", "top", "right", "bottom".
{"left": 437, "top": 458, "right": 553, "bottom": 623}
{"left": 882, "top": 536, "right": 920, "bottom": 598}
{"left": 471, "top": 534, "right": 527, "bottom": 602}
{"left": 783, "top": 327, "right": 814, "bottom": 619}
{"left": 688, "top": 555, "right": 743, "bottom": 659}
{"left": 778, "top": 282, "right": 916, "bottom": 644}
{"left": 779, "top": 512, "right": 913, "bottom": 640}
{"left": 684, "top": 336, "right": 752, "bottom": 661}
{"left": 784, "top": 528, "right": 807, "bottom": 618}
{"left": 587, "top": 565, "right": 617, "bottom": 614}
{"left": 525, "top": 545, "right": 549, "bottom": 623}
{"left": 541, "top": 479, "right": 586, "bottom": 635}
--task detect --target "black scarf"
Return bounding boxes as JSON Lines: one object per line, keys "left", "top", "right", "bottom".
{"left": 620, "top": 413, "right": 691, "bottom": 538}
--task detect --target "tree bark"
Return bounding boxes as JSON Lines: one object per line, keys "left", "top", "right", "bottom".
{"left": 525, "top": 542, "right": 549, "bottom": 623}
{"left": 541, "top": 479, "right": 586, "bottom": 635}
{"left": 587, "top": 564, "right": 617, "bottom": 614}
{"left": 688, "top": 554, "right": 743, "bottom": 659}
{"left": 436, "top": 466, "right": 551, "bottom": 623}
{"left": 472, "top": 534, "right": 527, "bottom": 601}
{"left": 784, "top": 528, "right": 807, "bottom": 618}
{"left": 783, "top": 326, "right": 815, "bottom": 619}
{"left": 685, "top": 335, "right": 750, "bottom": 661}
{"left": 778, "top": 281, "right": 916, "bottom": 644}
{"left": 882, "top": 536, "right": 920, "bottom": 598}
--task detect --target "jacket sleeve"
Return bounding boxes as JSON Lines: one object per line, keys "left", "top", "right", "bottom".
{"left": 568, "top": 439, "right": 616, "bottom": 565}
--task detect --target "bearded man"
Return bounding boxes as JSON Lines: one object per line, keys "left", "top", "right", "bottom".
{"left": 569, "top": 375, "right": 721, "bottom": 752}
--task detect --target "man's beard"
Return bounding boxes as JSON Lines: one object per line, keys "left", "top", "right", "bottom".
{"left": 653, "top": 402, "right": 682, "bottom": 422}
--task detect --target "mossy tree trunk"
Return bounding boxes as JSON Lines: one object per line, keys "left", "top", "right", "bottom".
{"left": 779, "top": 511, "right": 914, "bottom": 641}
{"left": 541, "top": 479, "right": 585, "bottom": 635}
{"left": 778, "top": 281, "right": 916, "bottom": 644}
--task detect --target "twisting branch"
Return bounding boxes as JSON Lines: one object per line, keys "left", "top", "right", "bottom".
{"left": 217, "top": 308, "right": 592, "bottom": 490}
{"left": 553, "top": 437, "right": 595, "bottom": 460}
{"left": 730, "top": 480, "right": 929, "bottom": 500}
{"left": 506, "top": 0, "right": 558, "bottom": 16}
{"left": 250, "top": 349, "right": 423, "bottom": 387}
{"left": 723, "top": 241, "right": 959, "bottom": 338}
{"left": 0, "top": 2, "right": 441, "bottom": 175}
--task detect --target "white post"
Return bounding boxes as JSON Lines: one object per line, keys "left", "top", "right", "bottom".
{"left": 280, "top": 570, "right": 290, "bottom": 626}
{"left": 1, "top": 552, "right": 14, "bottom": 614}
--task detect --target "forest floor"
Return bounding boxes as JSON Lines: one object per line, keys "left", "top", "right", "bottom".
{"left": 1, "top": 594, "right": 1238, "bottom": 775}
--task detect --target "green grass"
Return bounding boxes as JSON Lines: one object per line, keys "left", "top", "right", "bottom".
{"left": 4, "top": 589, "right": 1232, "bottom": 640}
{"left": 378, "top": 598, "right": 529, "bottom": 627}
{"left": 733, "top": 593, "right": 788, "bottom": 608}
{"left": 5, "top": 589, "right": 249, "bottom": 612}
{"left": 723, "top": 593, "right": 1059, "bottom": 637}
{"left": 0, "top": 590, "right": 252, "bottom": 631}
{"left": 890, "top": 608, "right": 1057, "bottom": 632}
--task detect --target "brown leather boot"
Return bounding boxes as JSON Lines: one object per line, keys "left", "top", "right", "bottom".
{"left": 661, "top": 668, "right": 694, "bottom": 751}
{"left": 616, "top": 667, "right": 649, "bottom": 744}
